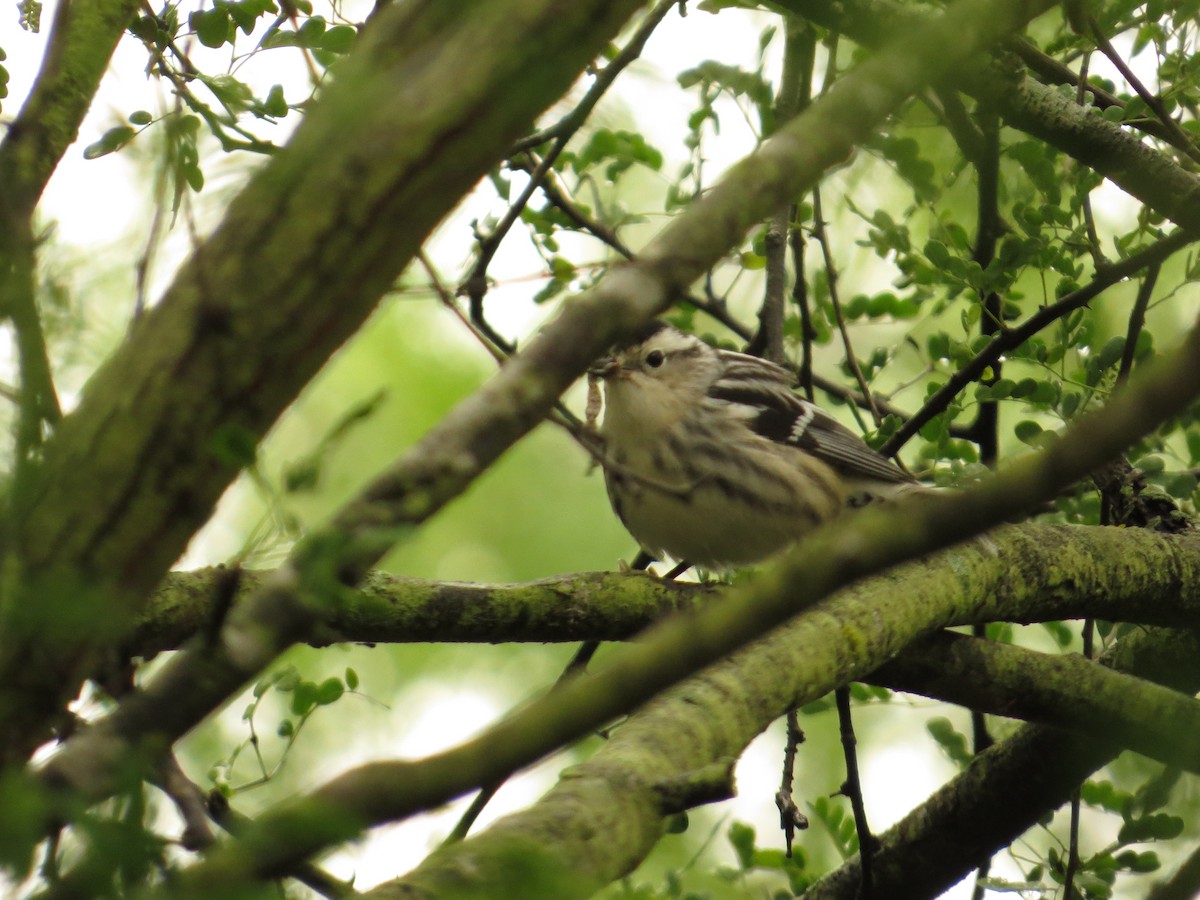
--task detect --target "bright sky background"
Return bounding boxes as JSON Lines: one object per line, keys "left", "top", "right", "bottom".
{"left": 2, "top": 3, "right": 1156, "bottom": 895}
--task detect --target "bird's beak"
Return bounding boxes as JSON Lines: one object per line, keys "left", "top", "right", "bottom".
{"left": 588, "top": 356, "right": 619, "bottom": 379}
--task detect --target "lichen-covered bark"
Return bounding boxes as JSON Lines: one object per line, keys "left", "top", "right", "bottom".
{"left": 129, "top": 525, "right": 1200, "bottom": 657}
{"left": 33, "top": 0, "right": 1066, "bottom": 813}
{"left": 0, "top": 0, "right": 644, "bottom": 754}
{"left": 128, "top": 568, "right": 712, "bottom": 656}
{"left": 373, "top": 528, "right": 1200, "bottom": 899}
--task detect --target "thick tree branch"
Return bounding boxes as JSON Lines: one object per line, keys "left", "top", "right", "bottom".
{"left": 872, "top": 631, "right": 1200, "bottom": 774}
{"left": 125, "top": 523, "right": 1200, "bottom": 656}
{"left": 777, "top": 0, "right": 1200, "bottom": 233}
{"left": 0, "top": 0, "right": 645, "bottom": 757}
{"left": 806, "top": 626, "right": 1200, "bottom": 899}
{"left": 127, "top": 297, "right": 1200, "bottom": 897}
{"left": 0, "top": 0, "right": 140, "bottom": 218}
{"left": 30, "top": 0, "right": 1064, "bottom": 821}
{"left": 128, "top": 568, "right": 710, "bottom": 656}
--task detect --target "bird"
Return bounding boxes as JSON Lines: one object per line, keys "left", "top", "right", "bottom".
{"left": 588, "top": 321, "right": 918, "bottom": 570}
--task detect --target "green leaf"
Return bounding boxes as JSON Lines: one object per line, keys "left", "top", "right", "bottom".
{"left": 1082, "top": 779, "right": 1132, "bottom": 815}
{"left": 1014, "top": 420, "right": 1044, "bottom": 445}
{"left": 1041, "top": 620, "right": 1073, "bottom": 647}
{"left": 728, "top": 821, "right": 755, "bottom": 869}
{"left": 926, "top": 717, "right": 971, "bottom": 767}
{"left": 320, "top": 24, "right": 356, "bottom": 53}
{"left": 83, "top": 125, "right": 136, "bottom": 159}
{"left": 345, "top": 667, "right": 359, "bottom": 690}
{"left": 1096, "top": 335, "right": 1126, "bottom": 371}
{"left": 1118, "top": 813, "right": 1184, "bottom": 843}
{"left": 128, "top": 110, "right": 153, "bottom": 126}
{"left": 263, "top": 84, "right": 287, "bottom": 118}
{"left": 1010, "top": 377, "right": 1039, "bottom": 399}
{"left": 1115, "top": 850, "right": 1160, "bottom": 872}
{"left": 190, "top": 7, "right": 231, "bottom": 48}
{"left": 315, "top": 677, "right": 344, "bottom": 705}
{"left": 989, "top": 378, "right": 1016, "bottom": 399}
{"left": 291, "top": 680, "right": 319, "bottom": 716}
{"left": 1133, "top": 454, "right": 1165, "bottom": 475}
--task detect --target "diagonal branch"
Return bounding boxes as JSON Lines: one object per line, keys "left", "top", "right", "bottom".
{"left": 34, "top": 0, "right": 1066, "bottom": 816}
{"left": 135, "top": 283, "right": 1200, "bottom": 896}
{"left": 0, "top": 0, "right": 646, "bottom": 759}
{"left": 778, "top": 0, "right": 1200, "bottom": 233}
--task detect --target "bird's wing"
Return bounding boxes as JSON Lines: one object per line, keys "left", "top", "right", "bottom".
{"left": 707, "top": 379, "right": 914, "bottom": 485}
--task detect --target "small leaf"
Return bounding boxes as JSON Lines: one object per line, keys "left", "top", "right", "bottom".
{"left": 263, "top": 84, "right": 287, "bottom": 117}
{"left": 189, "top": 7, "right": 231, "bottom": 48}
{"left": 83, "top": 125, "right": 135, "bottom": 159}
{"left": 315, "top": 677, "right": 344, "bottom": 706}
{"left": 1014, "top": 420, "right": 1044, "bottom": 445}
{"left": 291, "top": 681, "right": 319, "bottom": 716}
{"left": 319, "top": 24, "right": 356, "bottom": 53}
{"left": 728, "top": 821, "right": 755, "bottom": 869}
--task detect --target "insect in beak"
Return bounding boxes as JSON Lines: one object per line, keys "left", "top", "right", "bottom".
{"left": 588, "top": 356, "right": 620, "bottom": 379}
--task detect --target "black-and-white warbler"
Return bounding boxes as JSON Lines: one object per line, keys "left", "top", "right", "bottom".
{"left": 589, "top": 321, "right": 917, "bottom": 569}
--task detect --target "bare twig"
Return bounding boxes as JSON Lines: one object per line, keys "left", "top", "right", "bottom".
{"left": 814, "top": 187, "right": 881, "bottom": 428}
{"left": 835, "top": 686, "right": 874, "bottom": 898}
{"left": 757, "top": 22, "right": 811, "bottom": 365}
{"left": 775, "top": 709, "right": 808, "bottom": 855}
{"left": 1117, "top": 264, "right": 1160, "bottom": 387}
{"left": 460, "top": 0, "right": 677, "bottom": 320}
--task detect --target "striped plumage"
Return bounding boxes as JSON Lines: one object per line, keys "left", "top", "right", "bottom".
{"left": 591, "top": 322, "right": 915, "bottom": 569}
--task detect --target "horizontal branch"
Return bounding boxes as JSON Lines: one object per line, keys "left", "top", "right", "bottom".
{"left": 873, "top": 630, "right": 1200, "bottom": 774}
{"left": 137, "top": 286, "right": 1200, "bottom": 896}
{"left": 126, "top": 522, "right": 1200, "bottom": 657}
{"left": 129, "top": 568, "right": 711, "bottom": 655}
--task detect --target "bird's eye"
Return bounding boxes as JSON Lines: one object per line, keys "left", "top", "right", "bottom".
{"left": 645, "top": 350, "right": 666, "bottom": 369}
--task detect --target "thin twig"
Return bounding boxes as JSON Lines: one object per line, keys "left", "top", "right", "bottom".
{"left": 1075, "top": 51, "right": 1108, "bottom": 269}
{"left": 511, "top": 156, "right": 634, "bottom": 258}
{"left": 460, "top": 0, "right": 677, "bottom": 319}
{"left": 1088, "top": 18, "right": 1200, "bottom": 167}
{"left": 152, "top": 753, "right": 216, "bottom": 851}
{"left": 775, "top": 709, "right": 808, "bottom": 855}
{"left": 835, "top": 686, "right": 873, "bottom": 899}
{"left": 880, "top": 229, "right": 1200, "bottom": 457}
{"left": 756, "top": 21, "right": 810, "bottom": 365}
{"left": 1117, "top": 264, "right": 1159, "bottom": 387}
{"left": 813, "top": 188, "right": 881, "bottom": 427}
{"left": 509, "top": 0, "right": 677, "bottom": 155}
